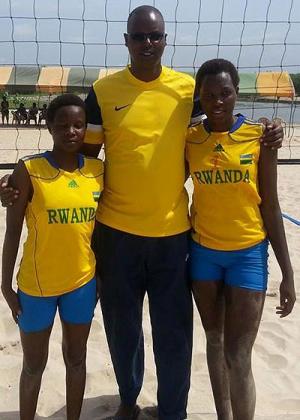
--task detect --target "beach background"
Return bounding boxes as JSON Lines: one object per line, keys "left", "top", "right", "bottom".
{"left": 0, "top": 126, "right": 299, "bottom": 419}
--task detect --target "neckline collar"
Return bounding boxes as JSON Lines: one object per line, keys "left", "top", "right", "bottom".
{"left": 43, "top": 151, "right": 84, "bottom": 171}
{"left": 203, "top": 114, "right": 245, "bottom": 134}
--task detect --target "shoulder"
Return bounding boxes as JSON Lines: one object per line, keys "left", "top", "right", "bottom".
{"left": 80, "top": 156, "right": 104, "bottom": 178}
{"left": 21, "top": 153, "right": 59, "bottom": 179}
{"left": 93, "top": 68, "right": 127, "bottom": 92}
{"left": 163, "top": 67, "right": 195, "bottom": 90}
{"left": 186, "top": 122, "right": 209, "bottom": 144}
{"left": 230, "top": 115, "right": 264, "bottom": 142}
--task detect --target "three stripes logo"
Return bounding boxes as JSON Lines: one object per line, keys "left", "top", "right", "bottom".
{"left": 213, "top": 143, "right": 225, "bottom": 152}
{"left": 240, "top": 154, "right": 253, "bottom": 165}
{"left": 68, "top": 180, "right": 79, "bottom": 188}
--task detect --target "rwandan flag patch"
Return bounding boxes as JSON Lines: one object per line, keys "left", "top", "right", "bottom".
{"left": 240, "top": 153, "right": 253, "bottom": 165}
{"left": 92, "top": 191, "right": 101, "bottom": 202}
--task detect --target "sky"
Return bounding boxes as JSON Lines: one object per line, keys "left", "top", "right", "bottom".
{"left": 0, "top": 0, "right": 299, "bottom": 74}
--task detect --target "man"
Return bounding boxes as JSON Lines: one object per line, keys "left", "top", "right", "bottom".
{"left": 0, "top": 5, "right": 283, "bottom": 420}
{"left": 83, "top": 7, "right": 195, "bottom": 419}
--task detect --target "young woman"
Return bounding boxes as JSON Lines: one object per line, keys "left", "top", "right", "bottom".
{"left": 186, "top": 59, "right": 296, "bottom": 420}
{"left": 1, "top": 94, "right": 104, "bottom": 420}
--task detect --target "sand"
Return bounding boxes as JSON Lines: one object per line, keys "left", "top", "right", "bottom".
{"left": 0, "top": 126, "right": 299, "bottom": 419}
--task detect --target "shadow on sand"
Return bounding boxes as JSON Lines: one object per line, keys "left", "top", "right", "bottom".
{"left": 0, "top": 395, "right": 158, "bottom": 420}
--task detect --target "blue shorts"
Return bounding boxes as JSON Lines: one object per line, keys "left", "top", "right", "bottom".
{"left": 189, "top": 240, "right": 268, "bottom": 291}
{"left": 17, "top": 277, "right": 97, "bottom": 333}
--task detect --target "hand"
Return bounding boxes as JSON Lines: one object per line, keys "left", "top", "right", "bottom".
{"left": 0, "top": 174, "right": 19, "bottom": 207}
{"left": 276, "top": 275, "right": 296, "bottom": 318}
{"left": 259, "top": 119, "right": 284, "bottom": 150}
{"left": 1, "top": 286, "right": 22, "bottom": 323}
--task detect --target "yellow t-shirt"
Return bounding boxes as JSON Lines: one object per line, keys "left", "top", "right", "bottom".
{"left": 186, "top": 115, "right": 266, "bottom": 250}
{"left": 17, "top": 152, "right": 104, "bottom": 296}
{"left": 84, "top": 66, "right": 196, "bottom": 237}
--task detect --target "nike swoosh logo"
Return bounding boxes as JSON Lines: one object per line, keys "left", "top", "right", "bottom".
{"left": 115, "top": 104, "right": 131, "bottom": 111}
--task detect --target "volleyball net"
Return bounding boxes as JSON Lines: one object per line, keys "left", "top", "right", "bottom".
{"left": 0, "top": 0, "right": 299, "bottom": 168}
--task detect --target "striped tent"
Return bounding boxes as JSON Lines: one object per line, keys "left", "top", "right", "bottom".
{"left": 0, "top": 66, "right": 295, "bottom": 98}
{"left": 0, "top": 66, "right": 120, "bottom": 93}
{"left": 239, "top": 72, "right": 295, "bottom": 98}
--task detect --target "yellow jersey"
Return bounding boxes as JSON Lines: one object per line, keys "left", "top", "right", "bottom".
{"left": 84, "top": 66, "right": 200, "bottom": 237}
{"left": 186, "top": 115, "right": 266, "bottom": 250}
{"left": 17, "top": 152, "right": 104, "bottom": 296}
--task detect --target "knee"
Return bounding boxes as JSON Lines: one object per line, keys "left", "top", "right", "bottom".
{"left": 224, "top": 342, "right": 252, "bottom": 372}
{"left": 22, "top": 355, "right": 47, "bottom": 377}
{"left": 206, "top": 330, "right": 224, "bottom": 349}
{"left": 62, "top": 344, "right": 87, "bottom": 369}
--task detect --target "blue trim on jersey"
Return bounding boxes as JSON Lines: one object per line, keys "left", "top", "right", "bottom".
{"left": 229, "top": 114, "right": 245, "bottom": 132}
{"left": 44, "top": 151, "right": 84, "bottom": 170}
{"left": 203, "top": 113, "right": 245, "bottom": 133}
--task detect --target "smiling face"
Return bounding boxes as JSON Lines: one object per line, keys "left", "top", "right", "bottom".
{"left": 124, "top": 9, "right": 166, "bottom": 74}
{"left": 48, "top": 105, "right": 86, "bottom": 154}
{"left": 199, "top": 72, "right": 238, "bottom": 132}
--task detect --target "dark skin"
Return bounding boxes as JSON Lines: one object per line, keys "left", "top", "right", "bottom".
{"left": 1, "top": 105, "right": 93, "bottom": 420}
{"left": 191, "top": 72, "right": 295, "bottom": 420}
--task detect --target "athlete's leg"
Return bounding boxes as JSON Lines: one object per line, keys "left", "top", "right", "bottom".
{"left": 223, "top": 240, "right": 268, "bottom": 420}
{"left": 95, "top": 222, "right": 146, "bottom": 411}
{"left": 147, "top": 232, "right": 193, "bottom": 420}
{"left": 189, "top": 240, "right": 232, "bottom": 420}
{"left": 224, "top": 286, "right": 265, "bottom": 420}
{"left": 61, "top": 322, "right": 92, "bottom": 419}
{"left": 192, "top": 281, "right": 232, "bottom": 420}
{"left": 17, "top": 291, "right": 56, "bottom": 420}
{"left": 59, "top": 278, "right": 97, "bottom": 420}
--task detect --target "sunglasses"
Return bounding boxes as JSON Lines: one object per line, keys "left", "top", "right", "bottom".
{"left": 127, "top": 32, "right": 165, "bottom": 43}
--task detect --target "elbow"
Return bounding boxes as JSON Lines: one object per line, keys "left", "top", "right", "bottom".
{"left": 260, "top": 200, "right": 282, "bottom": 224}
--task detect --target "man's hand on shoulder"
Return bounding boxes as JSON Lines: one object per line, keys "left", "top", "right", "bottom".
{"left": 259, "top": 118, "right": 284, "bottom": 150}
{"left": 0, "top": 174, "right": 20, "bottom": 207}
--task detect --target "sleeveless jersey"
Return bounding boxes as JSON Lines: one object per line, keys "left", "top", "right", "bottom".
{"left": 17, "top": 152, "right": 104, "bottom": 296}
{"left": 84, "top": 66, "right": 203, "bottom": 237}
{"left": 186, "top": 115, "right": 266, "bottom": 251}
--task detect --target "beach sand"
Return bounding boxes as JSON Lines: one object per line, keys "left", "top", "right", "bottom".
{"left": 0, "top": 127, "right": 299, "bottom": 419}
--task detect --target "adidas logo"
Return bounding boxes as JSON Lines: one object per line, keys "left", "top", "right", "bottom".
{"left": 68, "top": 180, "right": 79, "bottom": 188}
{"left": 213, "top": 143, "right": 225, "bottom": 152}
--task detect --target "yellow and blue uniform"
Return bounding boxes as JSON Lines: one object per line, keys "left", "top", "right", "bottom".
{"left": 17, "top": 152, "right": 104, "bottom": 332}
{"left": 187, "top": 115, "right": 268, "bottom": 290}
{"left": 85, "top": 65, "right": 201, "bottom": 237}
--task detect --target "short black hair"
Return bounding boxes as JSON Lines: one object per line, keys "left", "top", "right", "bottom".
{"left": 196, "top": 59, "right": 240, "bottom": 90}
{"left": 46, "top": 93, "right": 86, "bottom": 126}
{"left": 127, "top": 5, "right": 164, "bottom": 31}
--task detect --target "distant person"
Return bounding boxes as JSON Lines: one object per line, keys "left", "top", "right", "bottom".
{"left": 187, "top": 59, "right": 296, "bottom": 420}
{"left": 1, "top": 96, "right": 9, "bottom": 125}
{"left": 15, "top": 103, "right": 28, "bottom": 125}
{"left": 27, "top": 102, "right": 39, "bottom": 125}
{"left": 1, "top": 94, "right": 103, "bottom": 419}
{"left": 38, "top": 103, "right": 47, "bottom": 125}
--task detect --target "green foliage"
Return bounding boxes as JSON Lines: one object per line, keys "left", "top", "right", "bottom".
{"left": 0, "top": 93, "right": 51, "bottom": 109}
{"left": 290, "top": 74, "right": 300, "bottom": 95}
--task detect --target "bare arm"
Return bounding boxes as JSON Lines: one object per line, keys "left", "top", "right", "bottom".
{"left": 80, "top": 142, "right": 102, "bottom": 158}
{"left": 1, "top": 160, "right": 32, "bottom": 322}
{"left": 258, "top": 146, "right": 296, "bottom": 317}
